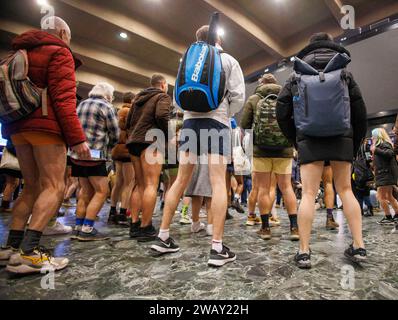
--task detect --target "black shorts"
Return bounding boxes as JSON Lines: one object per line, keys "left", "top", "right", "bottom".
{"left": 128, "top": 143, "right": 151, "bottom": 158}
{"left": 115, "top": 158, "right": 131, "bottom": 163}
{"left": 179, "top": 118, "right": 231, "bottom": 157}
{"left": 71, "top": 162, "right": 108, "bottom": 178}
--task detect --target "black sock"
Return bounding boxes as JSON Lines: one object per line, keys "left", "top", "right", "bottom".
{"left": 326, "top": 209, "right": 334, "bottom": 219}
{"left": 20, "top": 229, "right": 43, "bottom": 255}
{"left": 260, "top": 214, "right": 270, "bottom": 229}
{"left": 119, "top": 208, "right": 127, "bottom": 216}
{"left": 289, "top": 214, "right": 298, "bottom": 229}
{"left": 110, "top": 206, "right": 117, "bottom": 215}
{"left": 6, "top": 230, "right": 24, "bottom": 249}
{"left": 1, "top": 200, "right": 10, "bottom": 209}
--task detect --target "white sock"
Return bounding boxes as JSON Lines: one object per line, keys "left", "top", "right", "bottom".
{"left": 191, "top": 221, "right": 202, "bottom": 233}
{"left": 81, "top": 225, "right": 93, "bottom": 233}
{"left": 206, "top": 224, "right": 213, "bottom": 236}
{"left": 158, "top": 229, "right": 170, "bottom": 242}
{"left": 212, "top": 240, "right": 223, "bottom": 253}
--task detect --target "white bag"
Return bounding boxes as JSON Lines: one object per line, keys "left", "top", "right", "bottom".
{"left": 0, "top": 148, "right": 20, "bottom": 171}
{"left": 232, "top": 128, "right": 251, "bottom": 175}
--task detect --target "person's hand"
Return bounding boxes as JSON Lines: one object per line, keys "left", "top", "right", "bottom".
{"left": 71, "top": 142, "right": 91, "bottom": 160}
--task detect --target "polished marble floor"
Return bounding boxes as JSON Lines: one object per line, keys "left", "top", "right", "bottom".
{"left": 0, "top": 202, "right": 397, "bottom": 300}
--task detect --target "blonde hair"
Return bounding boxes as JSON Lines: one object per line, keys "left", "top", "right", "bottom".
{"left": 372, "top": 128, "right": 393, "bottom": 146}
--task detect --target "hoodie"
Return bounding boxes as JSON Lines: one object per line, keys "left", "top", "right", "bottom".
{"left": 126, "top": 88, "right": 172, "bottom": 146}
{"left": 241, "top": 83, "right": 294, "bottom": 158}
{"left": 2, "top": 30, "right": 86, "bottom": 147}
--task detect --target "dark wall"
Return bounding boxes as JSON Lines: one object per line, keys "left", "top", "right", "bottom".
{"left": 245, "top": 28, "right": 398, "bottom": 115}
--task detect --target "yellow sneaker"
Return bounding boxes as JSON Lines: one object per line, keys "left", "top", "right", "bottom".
{"left": 246, "top": 215, "right": 257, "bottom": 226}
{"left": 6, "top": 246, "right": 69, "bottom": 274}
{"left": 269, "top": 216, "right": 281, "bottom": 227}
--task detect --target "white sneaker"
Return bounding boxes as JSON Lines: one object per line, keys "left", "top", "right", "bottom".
{"left": 391, "top": 225, "right": 398, "bottom": 234}
{"left": 43, "top": 221, "right": 73, "bottom": 236}
{"left": 191, "top": 222, "right": 206, "bottom": 233}
{"left": 0, "top": 246, "right": 18, "bottom": 266}
{"left": 179, "top": 215, "right": 192, "bottom": 225}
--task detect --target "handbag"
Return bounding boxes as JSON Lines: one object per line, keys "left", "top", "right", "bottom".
{"left": 0, "top": 148, "right": 20, "bottom": 171}
{"left": 232, "top": 128, "right": 251, "bottom": 176}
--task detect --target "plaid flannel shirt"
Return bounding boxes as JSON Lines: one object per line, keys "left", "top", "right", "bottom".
{"left": 77, "top": 96, "right": 120, "bottom": 159}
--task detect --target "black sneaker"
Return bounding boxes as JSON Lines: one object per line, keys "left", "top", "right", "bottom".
{"left": 393, "top": 215, "right": 398, "bottom": 223}
{"left": 231, "top": 200, "right": 244, "bottom": 214}
{"left": 115, "top": 214, "right": 129, "bottom": 227}
{"left": 208, "top": 245, "right": 236, "bottom": 267}
{"left": 344, "top": 244, "right": 367, "bottom": 263}
{"left": 70, "top": 227, "right": 81, "bottom": 240}
{"left": 136, "top": 225, "right": 157, "bottom": 242}
{"left": 226, "top": 210, "right": 234, "bottom": 220}
{"left": 151, "top": 237, "right": 180, "bottom": 254}
{"left": 294, "top": 252, "right": 312, "bottom": 269}
{"left": 108, "top": 214, "right": 116, "bottom": 224}
{"left": 129, "top": 220, "right": 141, "bottom": 238}
{"left": 77, "top": 228, "right": 110, "bottom": 242}
{"left": 377, "top": 216, "right": 395, "bottom": 225}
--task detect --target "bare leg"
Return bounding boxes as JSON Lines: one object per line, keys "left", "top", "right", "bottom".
{"left": 28, "top": 145, "right": 66, "bottom": 232}
{"left": 83, "top": 177, "right": 108, "bottom": 221}
{"left": 130, "top": 156, "right": 143, "bottom": 223}
{"left": 331, "top": 161, "right": 364, "bottom": 249}
{"left": 276, "top": 174, "right": 297, "bottom": 214}
{"left": 140, "top": 149, "right": 163, "bottom": 227}
{"left": 10, "top": 145, "right": 39, "bottom": 231}
{"left": 160, "top": 152, "right": 196, "bottom": 230}
{"left": 191, "top": 196, "right": 203, "bottom": 223}
{"left": 76, "top": 178, "right": 94, "bottom": 219}
{"left": 208, "top": 154, "right": 228, "bottom": 241}
{"left": 298, "top": 162, "right": 324, "bottom": 253}
{"left": 110, "top": 162, "right": 123, "bottom": 208}
{"left": 120, "top": 162, "right": 134, "bottom": 210}
{"left": 248, "top": 172, "right": 259, "bottom": 214}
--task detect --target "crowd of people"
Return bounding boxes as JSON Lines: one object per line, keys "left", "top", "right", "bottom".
{"left": 0, "top": 16, "right": 397, "bottom": 275}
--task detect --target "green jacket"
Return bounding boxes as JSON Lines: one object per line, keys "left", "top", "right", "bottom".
{"left": 241, "top": 84, "right": 294, "bottom": 158}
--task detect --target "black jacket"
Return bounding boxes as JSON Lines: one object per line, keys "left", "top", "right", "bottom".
{"left": 276, "top": 40, "right": 368, "bottom": 164}
{"left": 373, "top": 142, "right": 398, "bottom": 187}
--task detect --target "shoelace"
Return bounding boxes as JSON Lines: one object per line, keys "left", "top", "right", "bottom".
{"left": 34, "top": 245, "right": 53, "bottom": 262}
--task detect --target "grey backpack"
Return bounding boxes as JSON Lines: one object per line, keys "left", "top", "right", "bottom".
{"left": 292, "top": 53, "right": 351, "bottom": 137}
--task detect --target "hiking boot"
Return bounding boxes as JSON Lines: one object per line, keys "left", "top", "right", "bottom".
{"left": 231, "top": 200, "right": 244, "bottom": 214}
{"left": 290, "top": 227, "right": 300, "bottom": 241}
{"left": 326, "top": 217, "right": 339, "bottom": 230}
{"left": 257, "top": 228, "right": 272, "bottom": 240}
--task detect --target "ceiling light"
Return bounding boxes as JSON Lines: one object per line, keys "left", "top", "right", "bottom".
{"left": 37, "top": 0, "right": 48, "bottom": 5}
{"left": 217, "top": 28, "right": 225, "bottom": 37}
{"left": 119, "top": 32, "right": 128, "bottom": 39}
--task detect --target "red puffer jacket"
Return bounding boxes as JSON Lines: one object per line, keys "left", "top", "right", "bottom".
{"left": 1, "top": 30, "right": 86, "bottom": 147}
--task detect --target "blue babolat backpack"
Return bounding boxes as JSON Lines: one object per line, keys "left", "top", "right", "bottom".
{"left": 292, "top": 53, "right": 352, "bottom": 137}
{"left": 175, "top": 41, "right": 226, "bottom": 112}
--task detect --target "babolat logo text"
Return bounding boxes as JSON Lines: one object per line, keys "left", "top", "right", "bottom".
{"left": 192, "top": 46, "right": 208, "bottom": 82}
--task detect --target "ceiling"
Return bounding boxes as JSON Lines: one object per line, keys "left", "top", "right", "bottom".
{"left": 0, "top": 0, "right": 397, "bottom": 100}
